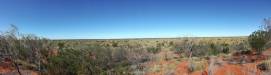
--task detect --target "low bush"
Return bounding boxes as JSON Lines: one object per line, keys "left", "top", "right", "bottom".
{"left": 248, "top": 30, "right": 269, "bottom": 53}
{"left": 147, "top": 47, "right": 161, "bottom": 54}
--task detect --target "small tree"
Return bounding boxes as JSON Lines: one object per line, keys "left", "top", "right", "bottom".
{"left": 208, "top": 43, "right": 219, "bottom": 55}
{"left": 248, "top": 30, "right": 268, "bottom": 54}
{"left": 221, "top": 43, "right": 229, "bottom": 54}
{"left": 248, "top": 18, "right": 271, "bottom": 54}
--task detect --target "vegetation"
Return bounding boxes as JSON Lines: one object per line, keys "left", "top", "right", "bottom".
{"left": 0, "top": 18, "right": 271, "bottom": 75}
{"left": 248, "top": 18, "right": 271, "bottom": 54}
{"left": 248, "top": 30, "right": 268, "bottom": 53}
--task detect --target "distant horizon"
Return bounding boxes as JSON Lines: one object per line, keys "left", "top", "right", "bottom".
{"left": 0, "top": 24, "right": 251, "bottom": 39}
{"left": 1, "top": 0, "right": 270, "bottom": 39}
{"left": 49, "top": 35, "right": 248, "bottom": 40}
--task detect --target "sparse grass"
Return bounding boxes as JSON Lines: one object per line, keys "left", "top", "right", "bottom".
{"left": 2, "top": 25, "right": 265, "bottom": 75}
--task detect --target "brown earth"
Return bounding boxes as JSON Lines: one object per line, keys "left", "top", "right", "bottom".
{"left": 173, "top": 48, "right": 271, "bottom": 75}
{"left": 148, "top": 48, "right": 271, "bottom": 75}
{"left": 0, "top": 58, "right": 38, "bottom": 75}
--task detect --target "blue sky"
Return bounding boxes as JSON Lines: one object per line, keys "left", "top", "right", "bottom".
{"left": 0, "top": 0, "right": 271, "bottom": 39}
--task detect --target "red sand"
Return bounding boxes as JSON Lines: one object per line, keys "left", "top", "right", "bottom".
{"left": 173, "top": 58, "right": 264, "bottom": 75}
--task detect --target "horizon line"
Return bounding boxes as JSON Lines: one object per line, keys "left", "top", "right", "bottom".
{"left": 50, "top": 35, "right": 248, "bottom": 40}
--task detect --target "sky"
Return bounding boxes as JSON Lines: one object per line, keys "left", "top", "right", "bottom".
{"left": 0, "top": 0, "right": 271, "bottom": 39}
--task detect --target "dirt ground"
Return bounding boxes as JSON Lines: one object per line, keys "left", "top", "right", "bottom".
{"left": 146, "top": 48, "right": 271, "bottom": 75}
{"left": 0, "top": 59, "right": 38, "bottom": 75}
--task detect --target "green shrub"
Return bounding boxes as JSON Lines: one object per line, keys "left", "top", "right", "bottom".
{"left": 169, "top": 41, "right": 174, "bottom": 46}
{"left": 248, "top": 30, "right": 268, "bottom": 53}
{"left": 175, "top": 47, "right": 183, "bottom": 54}
{"left": 112, "top": 42, "right": 118, "bottom": 47}
{"left": 147, "top": 47, "right": 160, "bottom": 54}
{"left": 208, "top": 43, "right": 219, "bottom": 56}
{"left": 222, "top": 47, "right": 229, "bottom": 54}
{"left": 47, "top": 49, "right": 85, "bottom": 75}
{"left": 57, "top": 42, "right": 65, "bottom": 50}
{"left": 221, "top": 43, "right": 229, "bottom": 54}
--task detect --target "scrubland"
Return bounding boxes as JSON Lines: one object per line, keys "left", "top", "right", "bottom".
{"left": 0, "top": 18, "right": 271, "bottom": 75}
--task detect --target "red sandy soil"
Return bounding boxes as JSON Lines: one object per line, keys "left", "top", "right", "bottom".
{"left": 0, "top": 66, "right": 13, "bottom": 74}
{"left": 173, "top": 51, "right": 271, "bottom": 75}
{"left": 145, "top": 60, "right": 178, "bottom": 75}
{"left": 149, "top": 48, "right": 271, "bottom": 75}
{"left": 263, "top": 48, "right": 271, "bottom": 56}
{"left": 0, "top": 58, "right": 14, "bottom": 74}
{"left": 145, "top": 50, "right": 179, "bottom": 75}
{"left": 174, "top": 61, "right": 190, "bottom": 75}
{"left": 1, "top": 70, "right": 39, "bottom": 75}
{"left": 0, "top": 58, "right": 38, "bottom": 75}
{"left": 174, "top": 58, "right": 263, "bottom": 75}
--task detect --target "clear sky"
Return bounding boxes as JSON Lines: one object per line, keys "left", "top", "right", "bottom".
{"left": 0, "top": 0, "right": 271, "bottom": 39}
